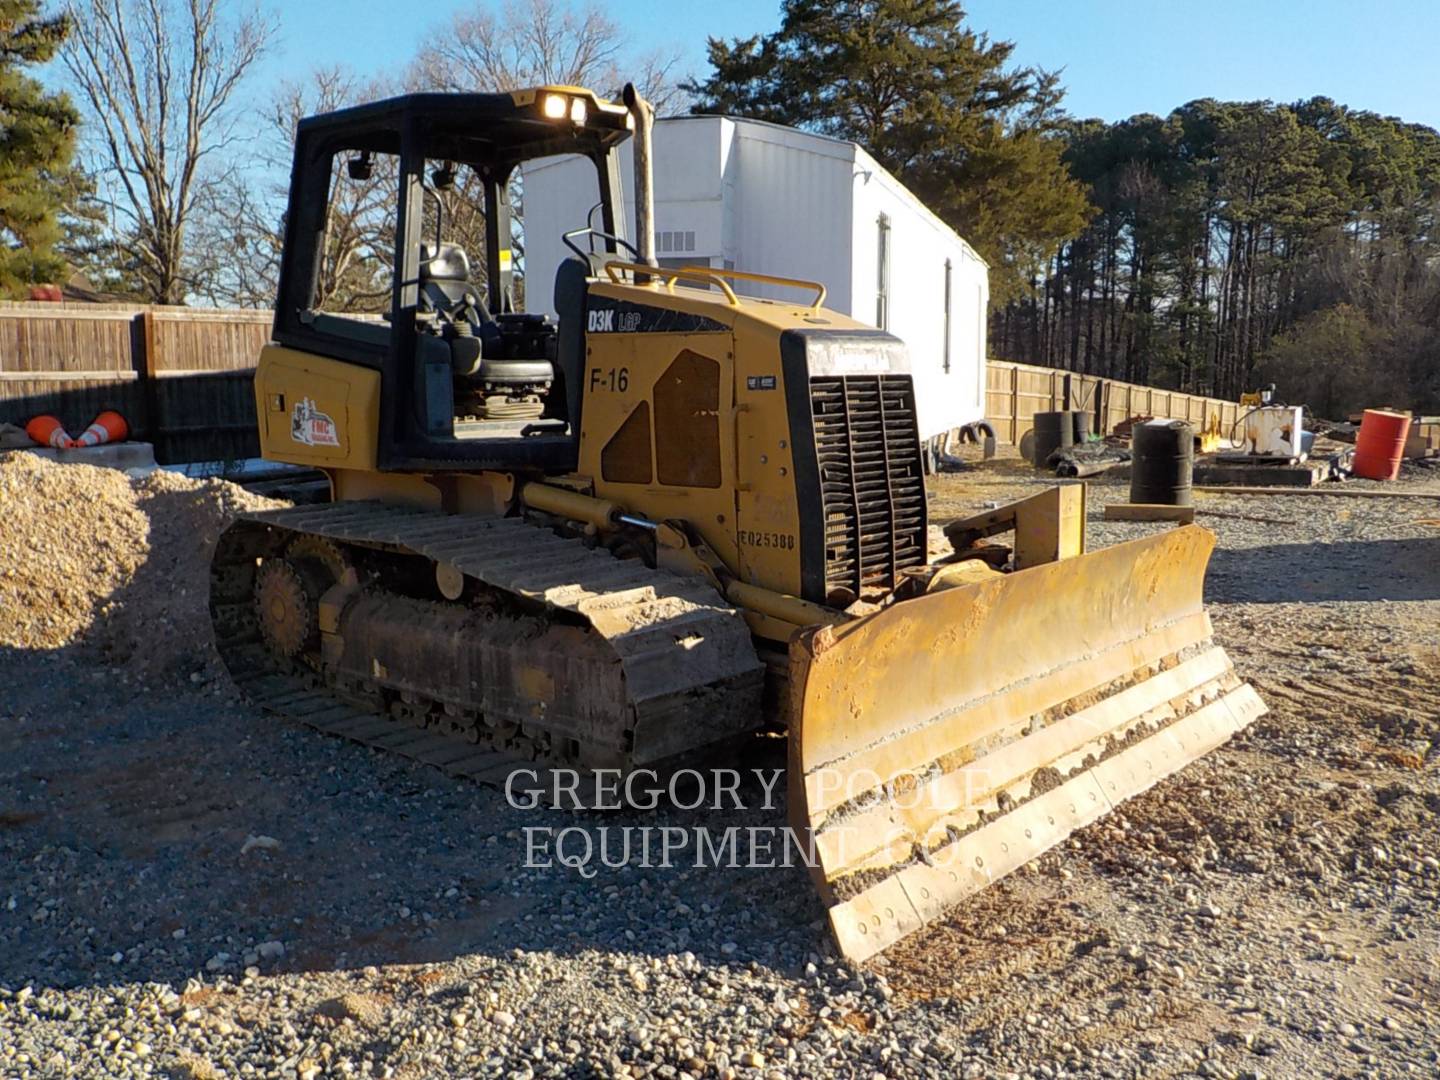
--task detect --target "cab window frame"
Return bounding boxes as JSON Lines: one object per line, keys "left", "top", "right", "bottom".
{"left": 270, "top": 96, "right": 628, "bottom": 471}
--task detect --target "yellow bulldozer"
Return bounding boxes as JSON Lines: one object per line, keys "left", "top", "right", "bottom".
{"left": 211, "top": 84, "right": 1264, "bottom": 962}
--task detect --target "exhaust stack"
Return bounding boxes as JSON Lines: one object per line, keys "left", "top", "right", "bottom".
{"left": 622, "top": 83, "right": 657, "bottom": 268}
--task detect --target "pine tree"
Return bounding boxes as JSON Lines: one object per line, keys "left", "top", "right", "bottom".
{"left": 992, "top": 94, "right": 1440, "bottom": 412}
{"left": 0, "top": 1, "right": 79, "bottom": 296}
{"left": 684, "top": 0, "right": 1092, "bottom": 302}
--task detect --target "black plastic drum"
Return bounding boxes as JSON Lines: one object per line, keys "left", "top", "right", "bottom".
{"left": 1130, "top": 419, "right": 1194, "bottom": 506}
{"left": 1032, "top": 410, "right": 1074, "bottom": 469}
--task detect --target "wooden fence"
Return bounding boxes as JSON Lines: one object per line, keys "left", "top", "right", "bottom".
{"left": 986, "top": 360, "right": 1242, "bottom": 444}
{"left": 0, "top": 302, "right": 270, "bottom": 464}
{"left": 2, "top": 303, "right": 1246, "bottom": 464}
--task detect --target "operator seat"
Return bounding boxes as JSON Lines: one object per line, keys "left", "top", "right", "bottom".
{"left": 418, "top": 242, "right": 488, "bottom": 378}
{"left": 550, "top": 256, "right": 590, "bottom": 428}
{"left": 419, "top": 242, "right": 487, "bottom": 323}
{"left": 416, "top": 242, "right": 560, "bottom": 419}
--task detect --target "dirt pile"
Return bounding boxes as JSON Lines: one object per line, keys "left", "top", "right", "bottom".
{"left": 0, "top": 452, "right": 283, "bottom": 681}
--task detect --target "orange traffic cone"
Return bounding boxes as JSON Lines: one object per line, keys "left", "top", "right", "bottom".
{"left": 72, "top": 410, "right": 129, "bottom": 448}
{"left": 25, "top": 414, "right": 75, "bottom": 448}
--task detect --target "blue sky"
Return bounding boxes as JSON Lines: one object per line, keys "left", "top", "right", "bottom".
{"left": 259, "top": 0, "right": 1440, "bottom": 129}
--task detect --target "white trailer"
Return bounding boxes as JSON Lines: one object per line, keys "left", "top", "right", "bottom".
{"left": 521, "top": 115, "right": 989, "bottom": 442}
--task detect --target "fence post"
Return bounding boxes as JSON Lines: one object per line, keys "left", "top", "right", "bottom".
{"left": 139, "top": 309, "right": 162, "bottom": 455}
{"left": 1010, "top": 364, "right": 1019, "bottom": 443}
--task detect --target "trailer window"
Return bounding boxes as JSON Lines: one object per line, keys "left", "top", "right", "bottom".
{"left": 976, "top": 281, "right": 986, "bottom": 400}
{"left": 875, "top": 214, "right": 890, "bottom": 330}
{"left": 658, "top": 256, "right": 717, "bottom": 291}
{"left": 943, "top": 258, "right": 952, "bottom": 374}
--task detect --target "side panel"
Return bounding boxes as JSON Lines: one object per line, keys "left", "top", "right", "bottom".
{"left": 579, "top": 313, "right": 742, "bottom": 574}
{"left": 575, "top": 281, "right": 909, "bottom": 607}
{"left": 732, "top": 316, "right": 805, "bottom": 598}
{"left": 254, "top": 345, "right": 381, "bottom": 469}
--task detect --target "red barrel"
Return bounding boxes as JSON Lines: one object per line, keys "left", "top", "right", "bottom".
{"left": 1352, "top": 409, "right": 1412, "bottom": 481}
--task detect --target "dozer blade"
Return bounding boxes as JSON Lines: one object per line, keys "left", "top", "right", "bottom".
{"left": 787, "top": 524, "right": 1265, "bottom": 963}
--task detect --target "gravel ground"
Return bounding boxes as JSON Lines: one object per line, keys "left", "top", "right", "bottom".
{"left": 1, "top": 446, "right": 1437, "bottom": 1079}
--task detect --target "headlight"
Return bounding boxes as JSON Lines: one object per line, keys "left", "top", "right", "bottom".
{"left": 542, "top": 93, "right": 568, "bottom": 120}
{"left": 569, "top": 97, "right": 587, "bottom": 125}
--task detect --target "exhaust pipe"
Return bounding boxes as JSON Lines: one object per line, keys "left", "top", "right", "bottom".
{"left": 622, "top": 83, "right": 657, "bottom": 268}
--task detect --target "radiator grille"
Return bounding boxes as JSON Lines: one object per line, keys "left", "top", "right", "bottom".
{"left": 810, "top": 374, "right": 927, "bottom": 597}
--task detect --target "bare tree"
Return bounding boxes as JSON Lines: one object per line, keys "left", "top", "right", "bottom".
{"left": 189, "top": 2, "right": 685, "bottom": 309}
{"left": 410, "top": 0, "right": 686, "bottom": 114}
{"left": 275, "top": 70, "right": 402, "bottom": 313}
{"left": 404, "top": 0, "right": 685, "bottom": 307}
{"left": 187, "top": 175, "right": 281, "bottom": 307}
{"left": 61, "top": 0, "right": 276, "bottom": 304}
{"left": 627, "top": 51, "right": 686, "bottom": 118}
{"left": 191, "top": 65, "right": 403, "bottom": 310}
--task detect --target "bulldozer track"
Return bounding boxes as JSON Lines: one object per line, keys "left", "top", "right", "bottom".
{"left": 209, "top": 502, "right": 765, "bottom": 785}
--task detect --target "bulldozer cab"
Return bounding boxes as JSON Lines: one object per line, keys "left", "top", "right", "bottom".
{"left": 271, "top": 89, "right": 634, "bottom": 471}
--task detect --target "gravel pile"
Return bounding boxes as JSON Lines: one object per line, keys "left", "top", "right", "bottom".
{"left": 1, "top": 444, "right": 1437, "bottom": 1078}
{"left": 0, "top": 451, "right": 282, "bottom": 682}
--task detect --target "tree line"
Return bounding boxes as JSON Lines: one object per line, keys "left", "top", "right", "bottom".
{"left": 3, "top": 0, "right": 1437, "bottom": 416}
{"left": 992, "top": 99, "right": 1440, "bottom": 416}
{"left": 689, "top": 2, "right": 1440, "bottom": 417}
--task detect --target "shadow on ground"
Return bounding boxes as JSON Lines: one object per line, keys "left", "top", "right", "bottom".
{"left": 0, "top": 644, "right": 817, "bottom": 992}
{"left": 1207, "top": 537, "right": 1440, "bottom": 603}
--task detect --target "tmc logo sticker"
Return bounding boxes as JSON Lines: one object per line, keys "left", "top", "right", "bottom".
{"left": 290, "top": 397, "right": 340, "bottom": 447}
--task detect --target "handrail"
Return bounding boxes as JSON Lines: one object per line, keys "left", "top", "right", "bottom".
{"left": 705, "top": 266, "right": 827, "bottom": 310}
{"left": 603, "top": 261, "right": 740, "bottom": 305}
{"left": 602, "top": 261, "right": 828, "bottom": 310}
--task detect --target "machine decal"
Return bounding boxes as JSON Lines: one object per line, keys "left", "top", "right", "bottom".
{"left": 746, "top": 375, "right": 777, "bottom": 391}
{"left": 290, "top": 397, "right": 340, "bottom": 447}
{"left": 587, "top": 298, "right": 728, "bottom": 335}
{"left": 738, "top": 529, "right": 796, "bottom": 550}
{"left": 588, "top": 367, "right": 631, "bottom": 392}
